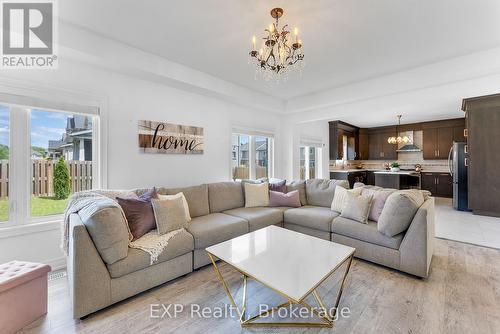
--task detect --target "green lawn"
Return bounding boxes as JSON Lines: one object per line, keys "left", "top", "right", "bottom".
{"left": 0, "top": 196, "right": 69, "bottom": 222}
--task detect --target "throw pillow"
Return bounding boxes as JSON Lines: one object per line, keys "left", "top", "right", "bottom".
{"left": 377, "top": 190, "right": 425, "bottom": 237}
{"left": 244, "top": 182, "right": 269, "bottom": 207}
{"left": 116, "top": 188, "right": 158, "bottom": 241}
{"left": 331, "top": 186, "right": 363, "bottom": 213}
{"left": 157, "top": 193, "right": 191, "bottom": 222}
{"left": 286, "top": 180, "right": 307, "bottom": 206}
{"left": 269, "top": 190, "right": 301, "bottom": 207}
{"left": 269, "top": 179, "right": 286, "bottom": 193}
{"left": 152, "top": 195, "right": 190, "bottom": 235}
{"left": 361, "top": 188, "right": 395, "bottom": 222}
{"left": 340, "top": 192, "right": 374, "bottom": 224}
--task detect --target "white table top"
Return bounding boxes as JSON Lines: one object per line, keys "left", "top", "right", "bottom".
{"left": 206, "top": 226, "right": 355, "bottom": 302}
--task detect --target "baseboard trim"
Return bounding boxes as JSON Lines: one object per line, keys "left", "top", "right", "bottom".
{"left": 46, "top": 257, "right": 67, "bottom": 271}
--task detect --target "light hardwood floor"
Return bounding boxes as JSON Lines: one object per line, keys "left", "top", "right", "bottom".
{"left": 21, "top": 238, "right": 500, "bottom": 334}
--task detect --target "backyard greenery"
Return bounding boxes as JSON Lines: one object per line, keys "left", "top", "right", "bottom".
{"left": 54, "top": 157, "right": 71, "bottom": 199}
{"left": 0, "top": 196, "right": 69, "bottom": 222}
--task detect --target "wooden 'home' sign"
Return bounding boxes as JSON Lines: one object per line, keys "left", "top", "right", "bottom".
{"left": 138, "top": 120, "right": 204, "bottom": 154}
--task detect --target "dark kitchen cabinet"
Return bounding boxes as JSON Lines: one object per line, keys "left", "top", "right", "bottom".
{"left": 367, "top": 130, "right": 397, "bottom": 160}
{"left": 420, "top": 172, "right": 452, "bottom": 198}
{"left": 422, "top": 119, "right": 465, "bottom": 159}
{"left": 358, "top": 129, "right": 369, "bottom": 160}
{"left": 366, "top": 171, "right": 375, "bottom": 185}
{"left": 381, "top": 132, "right": 398, "bottom": 160}
{"left": 436, "top": 173, "right": 453, "bottom": 198}
{"left": 462, "top": 94, "right": 500, "bottom": 217}
{"left": 329, "top": 121, "right": 359, "bottom": 160}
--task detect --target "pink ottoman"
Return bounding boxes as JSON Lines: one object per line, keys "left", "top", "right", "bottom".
{"left": 0, "top": 261, "right": 51, "bottom": 334}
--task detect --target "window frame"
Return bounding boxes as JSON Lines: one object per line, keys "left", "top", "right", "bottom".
{"left": 0, "top": 88, "right": 106, "bottom": 229}
{"left": 299, "top": 145, "right": 323, "bottom": 180}
{"left": 231, "top": 129, "right": 274, "bottom": 181}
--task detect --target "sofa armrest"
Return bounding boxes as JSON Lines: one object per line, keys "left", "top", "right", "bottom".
{"left": 68, "top": 213, "right": 112, "bottom": 318}
{"left": 399, "top": 197, "right": 435, "bottom": 278}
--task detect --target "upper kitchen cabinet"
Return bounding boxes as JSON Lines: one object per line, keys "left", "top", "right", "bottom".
{"left": 422, "top": 118, "right": 465, "bottom": 159}
{"left": 367, "top": 127, "right": 397, "bottom": 160}
{"left": 329, "top": 121, "right": 359, "bottom": 160}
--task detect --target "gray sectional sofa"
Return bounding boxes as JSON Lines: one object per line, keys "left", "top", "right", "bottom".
{"left": 67, "top": 179, "right": 434, "bottom": 318}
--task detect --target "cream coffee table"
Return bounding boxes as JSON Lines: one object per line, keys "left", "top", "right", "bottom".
{"left": 206, "top": 225, "right": 355, "bottom": 327}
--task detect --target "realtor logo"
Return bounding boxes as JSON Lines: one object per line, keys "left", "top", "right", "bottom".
{"left": 1, "top": 0, "right": 58, "bottom": 68}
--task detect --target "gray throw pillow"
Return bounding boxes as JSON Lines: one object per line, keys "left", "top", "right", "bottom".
{"left": 286, "top": 180, "right": 307, "bottom": 206}
{"left": 152, "top": 196, "right": 189, "bottom": 235}
{"left": 340, "top": 192, "right": 373, "bottom": 224}
{"left": 377, "top": 190, "right": 425, "bottom": 237}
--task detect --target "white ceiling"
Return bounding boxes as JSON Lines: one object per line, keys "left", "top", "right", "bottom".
{"left": 59, "top": 0, "right": 500, "bottom": 100}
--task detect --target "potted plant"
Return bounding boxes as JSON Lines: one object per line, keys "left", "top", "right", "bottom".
{"left": 390, "top": 161, "right": 401, "bottom": 172}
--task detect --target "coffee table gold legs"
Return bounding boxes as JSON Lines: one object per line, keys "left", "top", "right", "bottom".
{"left": 207, "top": 252, "right": 354, "bottom": 328}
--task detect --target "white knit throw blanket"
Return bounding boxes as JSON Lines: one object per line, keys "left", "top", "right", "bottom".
{"left": 62, "top": 190, "right": 183, "bottom": 265}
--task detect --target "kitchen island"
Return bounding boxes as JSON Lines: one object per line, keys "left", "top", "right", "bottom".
{"left": 373, "top": 171, "right": 421, "bottom": 189}
{"left": 330, "top": 169, "right": 421, "bottom": 189}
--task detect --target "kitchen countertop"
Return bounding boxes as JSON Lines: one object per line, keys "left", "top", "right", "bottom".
{"left": 330, "top": 169, "right": 382, "bottom": 173}
{"left": 373, "top": 170, "right": 421, "bottom": 176}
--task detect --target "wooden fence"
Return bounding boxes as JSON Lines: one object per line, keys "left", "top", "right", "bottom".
{"left": 232, "top": 166, "right": 268, "bottom": 180}
{"left": 0, "top": 159, "right": 92, "bottom": 199}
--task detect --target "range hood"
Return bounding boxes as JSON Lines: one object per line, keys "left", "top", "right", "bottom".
{"left": 396, "top": 131, "right": 422, "bottom": 152}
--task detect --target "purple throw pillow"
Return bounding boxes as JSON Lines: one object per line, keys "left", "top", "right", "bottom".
{"left": 269, "top": 179, "right": 287, "bottom": 193}
{"left": 117, "top": 188, "right": 158, "bottom": 240}
{"left": 269, "top": 190, "right": 301, "bottom": 208}
{"left": 361, "top": 188, "right": 394, "bottom": 222}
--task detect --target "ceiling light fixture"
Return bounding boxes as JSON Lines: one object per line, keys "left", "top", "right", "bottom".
{"left": 387, "top": 115, "right": 411, "bottom": 144}
{"left": 249, "top": 8, "right": 304, "bottom": 81}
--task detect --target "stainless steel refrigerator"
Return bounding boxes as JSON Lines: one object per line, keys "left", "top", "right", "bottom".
{"left": 448, "top": 141, "right": 469, "bottom": 211}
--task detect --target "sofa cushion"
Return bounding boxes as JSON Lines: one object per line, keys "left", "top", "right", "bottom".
{"left": 223, "top": 207, "right": 283, "bottom": 231}
{"left": 78, "top": 199, "right": 130, "bottom": 265}
{"left": 305, "top": 179, "right": 349, "bottom": 207}
{"left": 187, "top": 213, "right": 249, "bottom": 249}
{"left": 332, "top": 217, "right": 403, "bottom": 250}
{"left": 164, "top": 184, "right": 209, "bottom": 218}
{"left": 284, "top": 206, "right": 340, "bottom": 232}
{"left": 286, "top": 180, "right": 307, "bottom": 206}
{"left": 378, "top": 190, "right": 425, "bottom": 237}
{"left": 208, "top": 182, "right": 244, "bottom": 213}
{"left": 106, "top": 229, "right": 194, "bottom": 278}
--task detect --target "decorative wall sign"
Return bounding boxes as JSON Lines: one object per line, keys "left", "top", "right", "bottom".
{"left": 138, "top": 120, "right": 204, "bottom": 154}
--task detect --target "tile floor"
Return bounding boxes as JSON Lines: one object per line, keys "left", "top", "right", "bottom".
{"left": 435, "top": 197, "right": 500, "bottom": 249}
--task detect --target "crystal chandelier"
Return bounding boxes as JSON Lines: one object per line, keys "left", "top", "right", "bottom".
{"left": 387, "top": 115, "right": 411, "bottom": 144}
{"left": 249, "top": 8, "right": 304, "bottom": 81}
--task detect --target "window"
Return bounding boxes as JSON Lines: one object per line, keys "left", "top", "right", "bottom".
{"left": 299, "top": 145, "right": 322, "bottom": 180}
{"left": 255, "top": 136, "right": 271, "bottom": 179}
{"left": 232, "top": 132, "right": 273, "bottom": 180}
{"left": 30, "top": 110, "right": 94, "bottom": 218}
{"left": 0, "top": 98, "right": 100, "bottom": 227}
{"left": 0, "top": 106, "right": 9, "bottom": 223}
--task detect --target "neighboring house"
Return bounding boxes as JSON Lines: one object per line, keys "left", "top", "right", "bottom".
{"left": 31, "top": 150, "right": 44, "bottom": 159}
{"left": 231, "top": 139, "right": 268, "bottom": 168}
{"left": 47, "top": 115, "right": 93, "bottom": 161}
